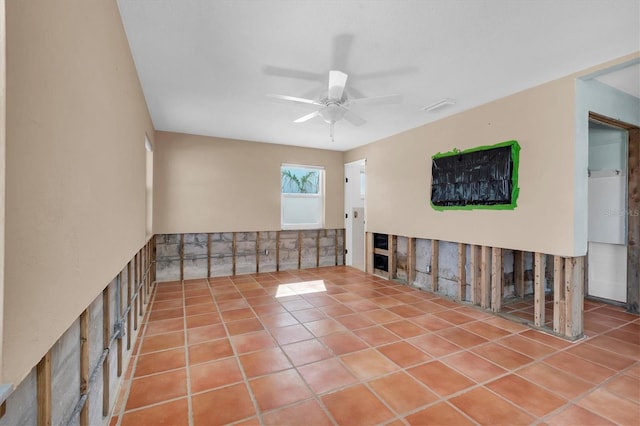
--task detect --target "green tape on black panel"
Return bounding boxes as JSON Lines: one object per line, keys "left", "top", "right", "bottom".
{"left": 430, "top": 140, "right": 520, "bottom": 211}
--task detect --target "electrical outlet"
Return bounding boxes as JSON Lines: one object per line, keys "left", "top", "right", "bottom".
{"left": 426, "top": 265, "right": 431, "bottom": 273}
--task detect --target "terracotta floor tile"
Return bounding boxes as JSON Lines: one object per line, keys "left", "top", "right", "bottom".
{"left": 185, "top": 312, "right": 221, "bottom": 329}
{"left": 269, "top": 323, "right": 314, "bottom": 345}
{"left": 290, "top": 307, "right": 327, "bottom": 323}
{"left": 220, "top": 307, "right": 255, "bottom": 322}
{"left": 321, "top": 384, "right": 395, "bottom": 425}
{"left": 497, "top": 334, "right": 557, "bottom": 358}
{"left": 404, "top": 402, "right": 474, "bottom": 426}
{"left": 487, "top": 374, "right": 566, "bottom": 417}
{"left": 377, "top": 341, "right": 432, "bottom": 367}
{"left": 371, "top": 296, "right": 405, "bottom": 308}
{"left": 566, "top": 343, "right": 636, "bottom": 371}
{"left": 186, "top": 324, "right": 226, "bottom": 345}
{"left": 585, "top": 335, "right": 640, "bottom": 360}
{"left": 282, "top": 339, "right": 332, "bottom": 366}
{"left": 484, "top": 316, "right": 529, "bottom": 333}
{"left": 320, "top": 331, "right": 368, "bottom": 355}
{"left": 354, "top": 325, "right": 401, "bottom": 346}
{"left": 626, "top": 363, "right": 640, "bottom": 377}
{"left": 362, "top": 309, "right": 403, "bottom": 324}
{"left": 450, "top": 387, "right": 534, "bottom": 425}
{"left": 602, "top": 374, "right": 640, "bottom": 402}
{"left": 432, "top": 309, "right": 476, "bottom": 325}
{"left": 520, "top": 329, "right": 571, "bottom": 349}
{"left": 152, "top": 299, "right": 184, "bottom": 311}
{"left": 305, "top": 318, "right": 348, "bottom": 337}
{"left": 262, "top": 399, "right": 333, "bottom": 426}
{"left": 226, "top": 318, "right": 264, "bottom": 335}
{"left": 190, "top": 357, "right": 243, "bottom": 393}
{"left": 442, "top": 351, "right": 507, "bottom": 383}
{"left": 192, "top": 382, "right": 255, "bottom": 425}
{"left": 335, "top": 313, "right": 375, "bottom": 330}
{"left": 231, "top": 330, "right": 276, "bottom": 354}
{"left": 260, "top": 312, "right": 299, "bottom": 329}
{"left": 409, "top": 333, "right": 462, "bottom": 357}
{"left": 410, "top": 314, "right": 455, "bottom": 331}
{"left": 369, "top": 371, "right": 438, "bottom": 414}
{"left": 517, "top": 362, "right": 594, "bottom": 400}
{"left": 185, "top": 295, "right": 214, "bottom": 306}
{"left": 412, "top": 300, "right": 448, "bottom": 314}
{"left": 407, "top": 361, "right": 475, "bottom": 396}
{"left": 217, "top": 298, "right": 251, "bottom": 311}
{"left": 473, "top": 343, "right": 534, "bottom": 370}
{"left": 184, "top": 303, "right": 217, "bottom": 316}
{"left": 121, "top": 398, "right": 189, "bottom": 426}
{"left": 341, "top": 348, "right": 400, "bottom": 380}
{"left": 544, "top": 352, "right": 616, "bottom": 384}
{"left": 603, "top": 328, "right": 640, "bottom": 345}
{"left": 246, "top": 295, "right": 277, "bottom": 307}
{"left": 546, "top": 404, "right": 616, "bottom": 426}
{"left": 577, "top": 388, "right": 640, "bottom": 425}
{"left": 461, "top": 321, "right": 512, "bottom": 340}
{"left": 135, "top": 347, "right": 185, "bottom": 377}
{"left": 298, "top": 358, "right": 358, "bottom": 394}
{"left": 437, "top": 327, "right": 489, "bottom": 348}
{"left": 188, "top": 338, "right": 233, "bottom": 364}
{"left": 125, "top": 369, "right": 187, "bottom": 410}
{"left": 281, "top": 298, "right": 315, "bottom": 311}
{"left": 249, "top": 369, "right": 312, "bottom": 411}
{"left": 387, "top": 304, "right": 425, "bottom": 318}
{"left": 239, "top": 347, "right": 292, "bottom": 377}
{"left": 145, "top": 317, "right": 184, "bottom": 336}
{"left": 383, "top": 320, "right": 426, "bottom": 338}
{"left": 148, "top": 307, "right": 184, "bottom": 322}
{"left": 140, "top": 331, "right": 185, "bottom": 354}
{"left": 321, "top": 304, "right": 355, "bottom": 317}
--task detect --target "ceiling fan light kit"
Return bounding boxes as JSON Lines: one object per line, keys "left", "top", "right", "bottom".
{"left": 268, "top": 69, "right": 401, "bottom": 142}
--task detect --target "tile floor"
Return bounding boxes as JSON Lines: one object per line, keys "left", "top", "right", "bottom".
{"left": 110, "top": 266, "right": 639, "bottom": 425}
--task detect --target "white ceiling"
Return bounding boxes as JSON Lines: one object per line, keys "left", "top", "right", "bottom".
{"left": 117, "top": 0, "right": 640, "bottom": 151}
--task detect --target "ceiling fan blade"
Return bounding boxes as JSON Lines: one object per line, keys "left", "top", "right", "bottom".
{"left": 349, "top": 94, "right": 402, "bottom": 106}
{"left": 267, "top": 94, "right": 324, "bottom": 106}
{"left": 262, "top": 65, "right": 324, "bottom": 81}
{"left": 343, "top": 110, "right": 366, "bottom": 126}
{"left": 331, "top": 33, "right": 354, "bottom": 71}
{"left": 353, "top": 66, "right": 419, "bottom": 80}
{"left": 294, "top": 110, "right": 321, "bottom": 123}
{"left": 328, "top": 70, "right": 348, "bottom": 101}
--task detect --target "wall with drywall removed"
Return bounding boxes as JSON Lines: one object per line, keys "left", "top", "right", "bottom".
{"left": 4, "top": 1, "right": 153, "bottom": 386}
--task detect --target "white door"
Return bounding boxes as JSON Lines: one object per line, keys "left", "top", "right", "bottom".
{"left": 345, "top": 160, "right": 366, "bottom": 270}
{"left": 587, "top": 121, "right": 628, "bottom": 303}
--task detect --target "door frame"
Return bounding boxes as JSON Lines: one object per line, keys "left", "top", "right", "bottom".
{"left": 589, "top": 112, "right": 640, "bottom": 313}
{"left": 344, "top": 159, "right": 366, "bottom": 269}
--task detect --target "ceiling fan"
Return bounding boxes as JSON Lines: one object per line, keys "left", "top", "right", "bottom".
{"left": 268, "top": 69, "right": 402, "bottom": 142}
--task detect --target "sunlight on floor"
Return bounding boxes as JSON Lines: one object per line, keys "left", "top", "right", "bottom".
{"left": 275, "top": 280, "right": 327, "bottom": 298}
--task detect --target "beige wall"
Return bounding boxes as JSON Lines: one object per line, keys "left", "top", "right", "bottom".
{"left": 154, "top": 132, "right": 344, "bottom": 233}
{"left": 4, "top": 1, "right": 153, "bottom": 385}
{"left": 346, "top": 76, "right": 577, "bottom": 256}
{"left": 0, "top": 0, "right": 5, "bottom": 379}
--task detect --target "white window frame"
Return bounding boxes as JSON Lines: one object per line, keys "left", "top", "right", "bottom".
{"left": 281, "top": 163, "right": 325, "bottom": 230}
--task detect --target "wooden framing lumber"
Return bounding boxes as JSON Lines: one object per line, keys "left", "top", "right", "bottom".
{"left": 256, "top": 231, "right": 261, "bottom": 273}
{"left": 298, "top": 230, "right": 303, "bottom": 269}
{"left": 117, "top": 273, "right": 123, "bottom": 378}
{"left": 79, "top": 309, "right": 89, "bottom": 426}
{"left": 127, "top": 261, "right": 132, "bottom": 348}
{"left": 365, "top": 232, "right": 373, "bottom": 274}
{"left": 133, "top": 257, "right": 138, "bottom": 330}
{"left": 36, "top": 351, "right": 51, "bottom": 426}
{"left": 406, "top": 237, "right": 416, "bottom": 285}
{"left": 491, "top": 247, "right": 503, "bottom": 312}
{"left": 342, "top": 229, "right": 346, "bottom": 266}
{"left": 232, "top": 232, "right": 237, "bottom": 276}
{"left": 334, "top": 230, "right": 339, "bottom": 266}
{"left": 564, "top": 256, "right": 585, "bottom": 339}
{"left": 553, "top": 256, "right": 566, "bottom": 334}
{"left": 276, "top": 231, "right": 280, "bottom": 271}
{"left": 628, "top": 128, "right": 640, "bottom": 313}
{"left": 207, "top": 233, "right": 211, "bottom": 278}
{"left": 470, "top": 245, "right": 481, "bottom": 305}
{"left": 480, "top": 246, "right": 491, "bottom": 309}
{"left": 514, "top": 250, "right": 525, "bottom": 298}
{"left": 431, "top": 239, "right": 439, "bottom": 292}
{"left": 388, "top": 234, "right": 397, "bottom": 280}
{"left": 458, "top": 243, "right": 466, "bottom": 301}
{"left": 316, "top": 230, "right": 320, "bottom": 267}
{"left": 102, "top": 286, "right": 110, "bottom": 417}
{"left": 534, "top": 252, "right": 546, "bottom": 327}
{"left": 179, "top": 234, "right": 184, "bottom": 281}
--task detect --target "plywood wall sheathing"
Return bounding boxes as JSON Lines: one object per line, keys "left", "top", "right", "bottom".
{"left": 534, "top": 252, "right": 546, "bottom": 327}
{"left": 553, "top": 256, "right": 566, "bottom": 334}
{"left": 491, "top": 247, "right": 503, "bottom": 312}
{"left": 480, "top": 246, "right": 491, "bottom": 309}
{"left": 514, "top": 250, "right": 525, "bottom": 298}
{"left": 564, "top": 256, "right": 585, "bottom": 338}
{"left": 80, "top": 309, "right": 89, "bottom": 426}
{"left": 458, "top": 243, "right": 466, "bottom": 301}
{"left": 431, "top": 239, "right": 439, "bottom": 292}
{"left": 36, "top": 351, "right": 51, "bottom": 426}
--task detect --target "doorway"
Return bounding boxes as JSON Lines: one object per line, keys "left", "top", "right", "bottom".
{"left": 344, "top": 159, "right": 366, "bottom": 270}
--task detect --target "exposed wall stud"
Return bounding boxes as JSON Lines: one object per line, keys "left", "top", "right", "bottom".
{"left": 342, "top": 229, "right": 346, "bottom": 266}
{"left": 458, "top": 243, "right": 466, "bottom": 301}
{"left": 179, "top": 234, "right": 184, "bottom": 281}
{"left": 298, "top": 230, "right": 303, "bottom": 269}
{"left": 80, "top": 309, "right": 89, "bottom": 426}
{"left": 276, "top": 231, "right": 280, "bottom": 271}
{"left": 491, "top": 247, "right": 503, "bottom": 312}
{"left": 256, "top": 231, "right": 261, "bottom": 273}
{"left": 316, "top": 229, "right": 320, "bottom": 267}
{"left": 534, "top": 252, "right": 546, "bottom": 327}
{"left": 127, "top": 261, "right": 132, "bottom": 348}
{"left": 564, "top": 256, "right": 585, "bottom": 339}
{"left": 431, "top": 239, "right": 439, "bottom": 292}
{"left": 36, "top": 351, "right": 51, "bottom": 426}
{"left": 553, "top": 256, "right": 566, "bottom": 334}
{"left": 388, "top": 235, "right": 397, "bottom": 280}
{"left": 627, "top": 128, "right": 639, "bottom": 313}
{"left": 117, "top": 273, "right": 123, "bottom": 378}
{"left": 102, "top": 285, "right": 110, "bottom": 417}
{"left": 334, "top": 230, "right": 339, "bottom": 266}
{"left": 407, "top": 237, "right": 416, "bottom": 285}
{"left": 133, "top": 256, "right": 138, "bottom": 330}
{"left": 365, "top": 232, "right": 373, "bottom": 274}
{"left": 470, "top": 245, "right": 481, "bottom": 305}
{"left": 232, "top": 232, "right": 237, "bottom": 275}
{"left": 480, "top": 246, "right": 491, "bottom": 309}
{"left": 514, "top": 250, "right": 525, "bottom": 298}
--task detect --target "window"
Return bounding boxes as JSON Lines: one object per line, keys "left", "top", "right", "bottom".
{"left": 281, "top": 164, "right": 324, "bottom": 229}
